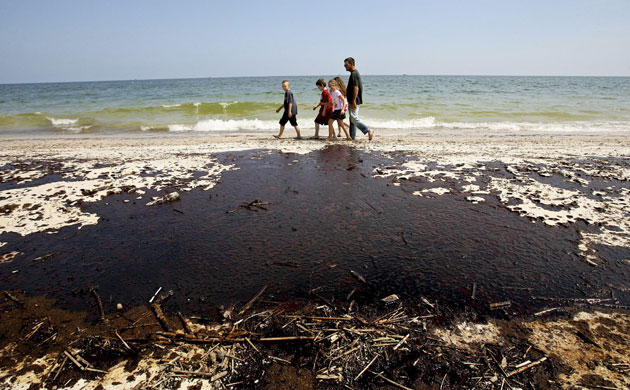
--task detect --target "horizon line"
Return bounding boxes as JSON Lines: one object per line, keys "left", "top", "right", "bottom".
{"left": 2, "top": 73, "right": 630, "bottom": 85}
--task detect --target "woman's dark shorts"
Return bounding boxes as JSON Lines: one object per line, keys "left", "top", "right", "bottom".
{"left": 279, "top": 113, "right": 298, "bottom": 127}
{"left": 330, "top": 110, "right": 346, "bottom": 121}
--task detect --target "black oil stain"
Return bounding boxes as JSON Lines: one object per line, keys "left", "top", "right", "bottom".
{"left": 1, "top": 145, "right": 628, "bottom": 316}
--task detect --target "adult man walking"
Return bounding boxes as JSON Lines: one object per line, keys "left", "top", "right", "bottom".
{"left": 344, "top": 57, "right": 374, "bottom": 140}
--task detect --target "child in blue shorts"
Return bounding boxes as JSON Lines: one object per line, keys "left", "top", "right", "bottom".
{"left": 274, "top": 80, "right": 302, "bottom": 139}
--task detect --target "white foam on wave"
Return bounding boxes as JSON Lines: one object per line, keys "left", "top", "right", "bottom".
{"left": 369, "top": 117, "right": 437, "bottom": 129}
{"left": 161, "top": 104, "right": 182, "bottom": 108}
{"left": 219, "top": 101, "right": 239, "bottom": 109}
{"left": 169, "top": 118, "right": 278, "bottom": 132}
{"left": 165, "top": 116, "right": 630, "bottom": 134}
{"left": 440, "top": 120, "right": 630, "bottom": 133}
{"left": 47, "top": 117, "right": 79, "bottom": 126}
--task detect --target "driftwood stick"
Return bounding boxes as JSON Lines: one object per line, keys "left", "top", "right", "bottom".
{"left": 225, "top": 354, "right": 246, "bottom": 363}
{"left": 239, "top": 284, "right": 268, "bottom": 315}
{"left": 4, "top": 291, "right": 20, "bottom": 303}
{"left": 350, "top": 270, "right": 367, "bottom": 284}
{"left": 51, "top": 355, "right": 68, "bottom": 383}
{"left": 63, "top": 350, "right": 84, "bottom": 371}
{"left": 355, "top": 354, "right": 380, "bottom": 381}
{"left": 369, "top": 370, "right": 413, "bottom": 390}
{"left": 90, "top": 288, "right": 106, "bottom": 322}
{"left": 84, "top": 367, "right": 108, "bottom": 374}
{"left": 283, "top": 315, "right": 352, "bottom": 322}
{"left": 490, "top": 301, "right": 511, "bottom": 309}
{"left": 171, "top": 370, "right": 228, "bottom": 381}
{"left": 149, "top": 287, "right": 162, "bottom": 304}
{"left": 115, "top": 330, "right": 133, "bottom": 351}
{"left": 507, "top": 357, "right": 547, "bottom": 377}
{"left": 177, "top": 311, "right": 194, "bottom": 334}
{"left": 245, "top": 337, "right": 261, "bottom": 354}
{"left": 151, "top": 303, "right": 172, "bottom": 332}
{"left": 330, "top": 346, "right": 360, "bottom": 362}
{"left": 534, "top": 308, "right": 559, "bottom": 316}
{"left": 393, "top": 334, "right": 410, "bottom": 351}
{"left": 268, "top": 355, "right": 291, "bottom": 364}
{"left": 157, "top": 333, "right": 246, "bottom": 344}
{"left": 259, "top": 336, "right": 315, "bottom": 342}
{"left": 487, "top": 349, "right": 512, "bottom": 389}
{"left": 24, "top": 321, "right": 44, "bottom": 340}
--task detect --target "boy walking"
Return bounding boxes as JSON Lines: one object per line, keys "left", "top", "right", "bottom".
{"left": 274, "top": 80, "right": 301, "bottom": 139}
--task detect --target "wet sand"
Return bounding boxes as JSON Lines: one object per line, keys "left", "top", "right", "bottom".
{"left": 1, "top": 132, "right": 629, "bottom": 389}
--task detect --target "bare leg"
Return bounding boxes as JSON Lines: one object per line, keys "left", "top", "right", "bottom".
{"left": 338, "top": 120, "right": 351, "bottom": 140}
{"left": 311, "top": 123, "right": 319, "bottom": 139}
{"left": 274, "top": 125, "right": 285, "bottom": 139}
{"left": 294, "top": 126, "right": 301, "bottom": 139}
{"left": 326, "top": 119, "right": 334, "bottom": 140}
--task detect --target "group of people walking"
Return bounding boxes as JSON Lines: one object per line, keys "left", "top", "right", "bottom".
{"left": 274, "top": 57, "right": 374, "bottom": 141}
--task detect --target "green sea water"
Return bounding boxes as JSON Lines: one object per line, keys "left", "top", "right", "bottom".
{"left": 0, "top": 75, "right": 628, "bottom": 135}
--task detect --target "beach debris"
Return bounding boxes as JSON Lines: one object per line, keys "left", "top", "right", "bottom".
{"left": 506, "top": 357, "right": 547, "bottom": 377}
{"left": 149, "top": 286, "right": 162, "bottom": 303}
{"left": 381, "top": 294, "right": 400, "bottom": 304}
{"left": 400, "top": 231, "right": 409, "bottom": 245}
{"left": 0, "top": 251, "right": 22, "bottom": 264}
{"left": 490, "top": 301, "right": 512, "bottom": 310}
{"left": 350, "top": 270, "right": 367, "bottom": 283}
{"left": 90, "top": 287, "right": 106, "bottom": 322}
{"left": 534, "top": 307, "right": 559, "bottom": 316}
{"left": 227, "top": 199, "right": 270, "bottom": 213}
{"left": 7, "top": 291, "right": 628, "bottom": 389}
{"left": 4, "top": 291, "right": 21, "bottom": 304}
{"left": 32, "top": 253, "right": 55, "bottom": 262}
{"left": 177, "top": 311, "right": 194, "bottom": 334}
{"left": 146, "top": 191, "right": 180, "bottom": 206}
{"left": 151, "top": 303, "right": 172, "bottom": 332}
{"left": 239, "top": 284, "right": 268, "bottom": 315}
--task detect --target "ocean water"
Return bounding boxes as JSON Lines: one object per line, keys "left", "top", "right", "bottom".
{"left": 0, "top": 75, "right": 629, "bottom": 135}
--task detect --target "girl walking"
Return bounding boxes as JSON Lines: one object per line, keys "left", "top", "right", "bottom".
{"left": 312, "top": 79, "right": 332, "bottom": 139}
{"left": 327, "top": 79, "right": 351, "bottom": 141}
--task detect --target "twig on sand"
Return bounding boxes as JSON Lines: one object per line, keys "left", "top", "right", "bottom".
{"left": 51, "top": 355, "right": 68, "bottom": 383}
{"left": 115, "top": 330, "right": 133, "bottom": 351}
{"left": 259, "top": 336, "right": 315, "bottom": 342}
{"left": 490, "top": 301, "right": 511, "bottom": 310}
{"left": 355, "top": 354, "right": 380, "bottom": 381}
{"left": 227, "top": 200, "right": 270, "bottom": 214}
{"left": 350, "top": 270, "right": 366, "bottom": 284}
{"left": 171, "top": 370, "right": 228, "bottom": 381}
{"left": 151, "top": 303, "right": 172, "bottom": 332}
{"left": 506, "top": 357, "right": 547, "bottom": 377}
{"left": 177, "top": 311, "right": 194, "bottom": 334}
{"left": 268, "top": 355, "right": 291, "bottom": 364}
{"left": 4, "top": 291, "right": 21, "bottom": 303}
{"left": 90, "top": 288, "right": 106, "bottom": 322}
{"left": 239, "top": 284, "right": 268, "bottom": 315}
{"left": 245, "top": 337, "right": 261, "bottom": 354}
{"left": 149, "top": 287, "right": 162, "bottom": 304}
{"left": 369, "top": 370, "right": 413, "bottom": 390}
{"left": 63, "top": 350, "right": 84, "bottom": 371}
{"left": 534, "top": 307, "right": 559, "bottom": 316}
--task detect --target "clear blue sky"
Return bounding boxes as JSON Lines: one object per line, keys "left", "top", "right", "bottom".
{"left": 1, "top": 0, "right": 629, "bottom": 83}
